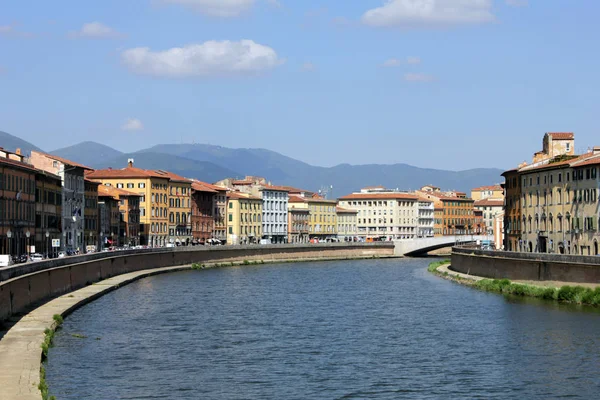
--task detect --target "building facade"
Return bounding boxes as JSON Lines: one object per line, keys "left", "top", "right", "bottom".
{"left": 30, "top": 151, "right": 92, "bottom": 253}
{"left": 471, "top": 185, "right": 504, "bottom": 201}
{"left": 288, "top": 204, "right": 309, "bottom": 243}
{"left": 338, "top": 188, "right": 419, "bottom": 240}
{"left": 501, "top": 168, "right": 522, "bottom": 251}
{"left": 34, "top": 170, "right": 62, "bottom": 257}
{"left": 191, "top": 181, "right": 217, "bottom": 245}
{"left": 417, "top": 200, "right": 435, "bottom": 238}
{"left": 84, "top": 179, "right": 99, "bottom": 252}
{"left": 226, "top": 191, "right": 263, "bottom": 245}
{"left": 86, "top": 161, "right": 170, "bottom": 247}
{"left": 97, "top": 187, "right": 121, "bottom": 249}
{"left": 0, "top": 149, "right": 37, "bottom": 257}
{"left": 156, "top": 170, "right": 192, "bottom": 246}
{"left": 474, "top": 198, "right": 504, "bottom": 235}
{"left": 336, "top": 207, "right": 358, "bottom": 241}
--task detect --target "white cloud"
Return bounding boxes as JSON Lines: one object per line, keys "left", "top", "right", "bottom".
{"left": 301, "top": 62, "right": 316, "bottom": 71}
{"left": 121, "top": 40, "right": 284, "bottom": 78}
{"left": 404, "top": 73, "right": 434, "bottom": 82}
{"left": 506, "top": 0, "right": 527, "bottom": 6}
{"left": 362, "top": 0, "right": 495, "bottom": 28}
{"left": 0, "top": 24, "right": 34, "bottom": 38}
{"left": 161, "top": 0, "right": 255, "bottom": 17}
{"left": 69, "top": 22, "right": 123, "bottom": 39}
{"left": 382, "top": 56, "right": 421, "bottom": 67}
{"left": 266, "top": 0, "right": 282, "bottom": 8}
{"left": 382, "top": 58, "right": 402, "bottom": 67}
{"left": 121, "top": 118, "right": 144, "bottom": 131}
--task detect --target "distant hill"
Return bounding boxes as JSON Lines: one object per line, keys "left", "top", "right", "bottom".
{"left": 0, "top": 131, "right": 505, "bottom": 195}
{"left": 138, "top": 143, "right": 504, "bottom": 195}
{"left": 91, "top": 152, "right": 241, "bottom": 184}
{"left": 0, "top": 131, "right": 43, "bottom": 155}
{"left": 52, "top": 141, "right": 123, "bottom": 166}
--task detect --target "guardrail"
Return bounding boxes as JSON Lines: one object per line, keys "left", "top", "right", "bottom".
{"left": 1, "top": 242, "right": 394, "bottom": 283}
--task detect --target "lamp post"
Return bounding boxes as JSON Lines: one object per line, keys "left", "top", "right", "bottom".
{"left": 7, "top": 230, "right": 12, "bottom": 258}
{"left": 89, "top": 231, "right": 93, "bottom": 253}
{"left": 45, "top": 231, "right": 50, "bottom": 258}
{"left": 25, "top": 230, "right": 31, "bottom": 259}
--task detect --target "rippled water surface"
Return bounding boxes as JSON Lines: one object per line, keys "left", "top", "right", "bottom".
{"left": 46, "top": 258, "right": 600, "bottom": 399}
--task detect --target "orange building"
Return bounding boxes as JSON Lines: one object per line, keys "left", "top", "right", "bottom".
{"left": 191, "top": 180, "right": 219, "bottom": 244}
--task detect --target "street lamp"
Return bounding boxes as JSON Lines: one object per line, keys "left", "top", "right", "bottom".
{"left": 45, "top": 231, "right": 50, "bottom": 258}
{"left": 25, "top": 230, "right": 31, "bottom": 258}
{"left": 89, "top": 231, "right": 93, "bottom": 252}
{"left": 6, "top": 230, "right": 12, "bottom": 257}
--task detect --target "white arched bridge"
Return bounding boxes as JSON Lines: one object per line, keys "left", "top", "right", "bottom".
{"left": 393, "top": 235, "right": 488, "bottom": 256}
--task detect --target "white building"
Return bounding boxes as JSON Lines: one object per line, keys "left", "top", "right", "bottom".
{"left": 338, "top": 187, "right": 419, "bottom": 240}
{"left": 259, "top": 186, "right": 289, "bottom": 244}
{"left": 29, "top": 151, "right": 92, "bottom": 252}
{"left": 417, "top": 200, "right": 435, "bottom": 238}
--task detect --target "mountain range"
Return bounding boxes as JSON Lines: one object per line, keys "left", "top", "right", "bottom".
{"left": 0, "top": 130, "right": 504, "bottom": 196}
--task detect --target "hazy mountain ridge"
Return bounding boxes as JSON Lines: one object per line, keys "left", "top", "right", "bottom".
{"left": 0, "top": 131, "right": 504, "bottom": 195}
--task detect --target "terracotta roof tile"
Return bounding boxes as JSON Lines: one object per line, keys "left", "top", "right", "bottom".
{"left": 338, "top": 192, "right": 418, "bottom": 201}
{"left": 547, "top": 132, "right": 574, "bottom": 140}
{"left": 31, "top": 151, "right": 93, "bottom": 170}
{"left": 0, "top": 157, "right": 38, "bottom": 173}
{"left": 191, "top": 181, "right": 218, "bottom": 193}
{"left": 336, "top": 207, "right": 358, "bottom": 213}
{"left": 472, "top": 184, "right": 502, "bottom": 191}
{"left": 86, "top": 166, "right": 165, "bottom": 179}
{"left": 97, "top": 184, "right": 140, "bottom": 198}
{"left": 474, "top": 199, "right": 504, "bottom": 207}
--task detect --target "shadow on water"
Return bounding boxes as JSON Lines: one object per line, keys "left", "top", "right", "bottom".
{"left": 503, "top": 293, "right": 600, "bottom": 314}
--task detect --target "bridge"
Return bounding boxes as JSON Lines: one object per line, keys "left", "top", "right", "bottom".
{"left": 393, "top": 235, "right": 488, "bottom": 256}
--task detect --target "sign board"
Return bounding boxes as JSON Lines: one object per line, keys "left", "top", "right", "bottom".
{"left": 52, "top": 239, "right": 60, "bottom": 248}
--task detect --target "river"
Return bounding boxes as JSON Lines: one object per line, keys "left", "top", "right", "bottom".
{"left": 46, "top": 258, "right": 600, "bottom": 399}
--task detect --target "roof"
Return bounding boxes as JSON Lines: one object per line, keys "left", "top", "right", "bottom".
{"left": 288, "top": 195, "right": 307, "bottom": 203}
{"left": 97, "top": 184, "right": 140, "bottom": 198}
{"left": 362, "top": 185, "right": 385, "bottom": 190}
{"left": 259, "top": 185, "right": 290, "bottom": 192}
{"left": 519, "top": 152, "right": 592, "bottom": 173}
{"left": 276, "top": 185, "right": 314, "bottom": 194}
{"left": 0, "top": 156, "right": 38, "bottom": 173}
{"left": 474, "top": 199, "right": 504, "bottom": 207}
{"left": 570, "top": 154, "right": 600, "bottom": 168}
{"left": 31, "top": 151, "right": 93, "bottom": 170}
{"left": 336, "top": 207, "right": 358, "bottom": 214}
{"left": 86, "top": 166, "right": 167, "bottom": 179}
{"left": 472, "top": 184, "right": 502, "bottom": 191}
{"left": 153, "top": 170, "right": 190, "bottom": 183}
{"left": 227, "top": 191, "right": 261, "bottom": 201}
{"left": 547, "top": 132, "right": 574, "bottom": 140}
{"left": 191, "top": 181, "right": 218, "bottom": 193}
{"left": 338, "top": 192, "right": 418, "bottom": 201}
{"left": 84, "top": 178, "right": 100, "bottom": 186}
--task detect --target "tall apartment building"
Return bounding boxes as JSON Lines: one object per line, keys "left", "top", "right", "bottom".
{"left": 86, "top": 160, "right": 170, "bottom": 247}
{"left": 35, "top": 170, "right": 62, "bottom": 257}
{"left": 474, "top": 198, "right": 504, "bottom": 235}
{"left": 155, "top": 170, "right": 192, "bottom": 246}
{"left": 501, "top": 168, "right": 522, "bottom": 251}
{"left": 216, "top": 177, "right": 289, "bottom": 244}
{"left": 191, "top": 180, "right": 218, "bottom": 245}
{"left": 288, "top": 202, "right": 310, "bottom": 243}
{"left": 336, "top": 207, "right": 358, "bottom": 241}
{"left": 226, "top": 191, "right": 263, "bottom": 245}
{"left": 212, "top": 186, "right": 228, "bottom": 243}
{"left": 30, "top": 151, "right": 92, "bottom": 252}
{"left": 1, "top": 148, "right": 37, "bottom": 257}
{"left": 338, "top": 187, "right": 419, "bottom": 240}
{"left": 83, "top": 179, "right": 99, "bottom": 252}
{"left": 509, "top": 132, "right": 600, "bottom": 255}
{"left": 417, "top": 200, "right": 435, "bottom": 238}
{"left": 96, "top": 184, "right": 140, "bottom": 248}
{"left": 416, "top": 186, "right": 477, "bottom": 236}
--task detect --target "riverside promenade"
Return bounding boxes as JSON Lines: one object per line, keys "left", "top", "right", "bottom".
{"left": 0, "top": 243, "right": 395, "bottom": 400}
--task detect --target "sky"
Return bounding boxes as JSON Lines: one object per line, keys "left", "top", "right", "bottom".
{"left": 1, "top": 0, "right": 599, "bottom": 171}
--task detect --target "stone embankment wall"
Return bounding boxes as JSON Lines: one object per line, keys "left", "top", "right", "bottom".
{"left": 451, "top": 247, "right": 600, "bottom": 283}
{"left": 0, "top": 243, "right": 393, "bottom": 323}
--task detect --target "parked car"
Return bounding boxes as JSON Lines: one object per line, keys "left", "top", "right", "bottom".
{"left": 58, "top": 251, "right": 66, "bottom": 258}
{"left": 30, "top": 253, "right": 44, "bottom": 262}
{"left": 0, "top": 254, "right": 13, "bottom": 268}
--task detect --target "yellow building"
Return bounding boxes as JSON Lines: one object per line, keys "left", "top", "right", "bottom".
{"left": 336, "top": 207, "right": 357, "bottom": 241}
{"left": 226, "top": 191, "right": 263, "bottom": 245}
{"left": 289, "top": 194, "right": 337, "bottom": 240}
{"left": 471, "top": 185, "right": 504, "bottom": 201}
{"left": 155, "top": 170, "right": 192, "bottom": 246}
{"left": 86, "top": 160, "right": 170, "bottom": 247}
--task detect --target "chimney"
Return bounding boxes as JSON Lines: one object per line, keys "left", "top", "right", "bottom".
{"left": 128, "top": 158, "right": 134, "bottom": 167}
{"left": 16, "top": 148, "right": 21, "bottom": 155}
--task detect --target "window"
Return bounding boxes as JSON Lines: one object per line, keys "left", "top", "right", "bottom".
{"left": 117, "top": 183, "right": 124, "bottom": 189}
{"left": 127, "top": 183, "right": 134, "bottom": 189}
{"left": 139, "top": 183, "right": 145, "bottom": 188}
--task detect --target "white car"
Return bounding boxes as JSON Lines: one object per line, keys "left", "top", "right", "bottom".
{"left": 58, "top": 251, "right": 66, "bottom": 258}
{"left": 30, "top": 253, "right": 44, "bottom": 262}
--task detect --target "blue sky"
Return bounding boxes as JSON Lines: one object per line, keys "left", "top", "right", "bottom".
{"left": 1, "top": 0, "right": 599, "bottom": 171}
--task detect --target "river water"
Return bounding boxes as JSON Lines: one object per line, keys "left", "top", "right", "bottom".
{"left": 46, "top": 258, "right": 600, "bottom": 399}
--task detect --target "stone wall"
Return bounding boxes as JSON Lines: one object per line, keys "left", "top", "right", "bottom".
{"left": 451, "top": 247, "right": 600, "bottom": 283}
{"left": 0, "top": 243, "right": 394, "bottom": 324}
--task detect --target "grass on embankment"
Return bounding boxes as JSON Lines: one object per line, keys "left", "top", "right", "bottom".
{"left": 39, "top": 314, "right": 62, "bottom": 400}
{"left": 428, "top": 260, "right": 600, "bottom": 307}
